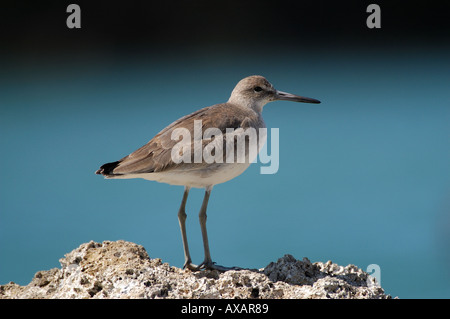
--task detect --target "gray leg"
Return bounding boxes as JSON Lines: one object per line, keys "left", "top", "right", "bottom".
{"left": 198, "top": 186, "right": 241, "bottom": 271}
{"left": 177, "top": 186, "right": 198, "bottom": 270}
{"left": 198, "top": 187, "right": 213, "bottom": 267}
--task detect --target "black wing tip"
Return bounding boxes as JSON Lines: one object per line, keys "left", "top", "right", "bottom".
{"left": 95, "top": 161, "right": 121, "bottom": 176}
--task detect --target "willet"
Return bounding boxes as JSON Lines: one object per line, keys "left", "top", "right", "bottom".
{"left": 95, "top": 75, "right": 320, "bottom": 271}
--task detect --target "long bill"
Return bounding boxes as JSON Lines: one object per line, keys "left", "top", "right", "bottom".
{"left": 276, "top": 90, "right": 321, "bottom": 104}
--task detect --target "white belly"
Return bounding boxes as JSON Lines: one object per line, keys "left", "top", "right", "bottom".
{"left": 110, "top": 162, "right": 252, "bottom": 188}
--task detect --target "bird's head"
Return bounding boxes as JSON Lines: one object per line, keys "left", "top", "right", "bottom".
{"left": 228, "top": 75, "right": 320, "bottom": 113}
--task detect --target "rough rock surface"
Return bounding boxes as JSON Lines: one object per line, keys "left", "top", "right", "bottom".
{"left": 0, "top": 240, "right": 390, "bottom": 299}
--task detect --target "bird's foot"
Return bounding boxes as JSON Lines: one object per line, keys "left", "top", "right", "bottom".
{"left": 183, "top": 260, "right": 201, "bottom": 271}
{"left": 198, "top": 260, "right": 241, "bottom": 272}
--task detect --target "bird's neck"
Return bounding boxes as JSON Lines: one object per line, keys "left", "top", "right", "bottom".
{"left": 228, "top": 96, "right": 266, "bottom": 114}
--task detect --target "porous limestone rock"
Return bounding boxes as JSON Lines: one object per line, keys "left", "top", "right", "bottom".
{"left": 0, "top": 240, "right": 390, "bottom": 299}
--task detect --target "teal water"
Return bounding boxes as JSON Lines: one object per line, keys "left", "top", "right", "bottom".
{"left": 1, "top": 47, "right": 449, "bottom": 298}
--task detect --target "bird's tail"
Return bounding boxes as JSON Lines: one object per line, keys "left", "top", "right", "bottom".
{"left": 95, "top": 161, "right": 121, "bottom": 176}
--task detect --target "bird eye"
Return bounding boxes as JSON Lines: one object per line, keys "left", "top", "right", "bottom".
{"left": 254, "top": 86, "right": 263, "bottom": 92}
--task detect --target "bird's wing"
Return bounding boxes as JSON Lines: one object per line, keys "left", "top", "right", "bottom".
{"left": 109, "top": 103, "right": 253, "bottom": 175}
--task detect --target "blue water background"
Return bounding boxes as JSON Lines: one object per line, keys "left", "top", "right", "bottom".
{"left": 1, "top": 46, "right": 449, "bottom": 298}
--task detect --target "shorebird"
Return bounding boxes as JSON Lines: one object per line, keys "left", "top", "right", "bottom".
{"left": 95, "top": 75, "right": 320, "bottom": 271}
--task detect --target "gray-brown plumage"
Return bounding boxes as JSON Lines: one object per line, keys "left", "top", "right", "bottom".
{"left": 95, "top": 102, "right": 261, "bottom": 178}
{"left": 95, "top": 75, "right": 320, "bottom": 271}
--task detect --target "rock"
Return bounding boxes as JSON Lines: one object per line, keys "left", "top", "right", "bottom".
{"left": 0, "top": 240, "right": 391, "bottom": 299}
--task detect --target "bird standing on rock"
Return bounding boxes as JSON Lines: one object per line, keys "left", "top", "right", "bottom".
{"left": 96, "top": 75, "right": 320, "bottom": 271}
